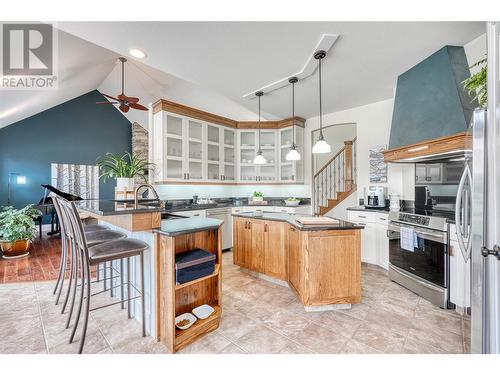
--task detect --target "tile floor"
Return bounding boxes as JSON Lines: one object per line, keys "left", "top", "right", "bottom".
{"left": 0, "top": 249, "right": 470, "bottom": 354}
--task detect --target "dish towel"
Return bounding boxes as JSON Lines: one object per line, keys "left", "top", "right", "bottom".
{"left": 400, "top": 227, "right": 418, "bottom": 252}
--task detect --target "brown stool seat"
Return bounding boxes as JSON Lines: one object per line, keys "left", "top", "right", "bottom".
{"left": 86, "top": 230, "right": 126, "bottom": 247}
{"left": 84, "top": 224, "right": 110, "bottom": 233}
{"left": 88, "top": 238, "right": 148, "bottom": 265}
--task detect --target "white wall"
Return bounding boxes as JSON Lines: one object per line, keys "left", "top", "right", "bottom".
{"left": 305, "top": 99, "right": 411, "bottom": 200}
{"left": 312, "top": 123, "right": 357, "bottom": 174}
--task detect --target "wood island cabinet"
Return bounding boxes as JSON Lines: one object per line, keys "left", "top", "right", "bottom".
{"left": 233, "top": 215, "right": 362, "bottom": 309}
{"left": 233, "top": 217, "right": 287, "bottom": 281}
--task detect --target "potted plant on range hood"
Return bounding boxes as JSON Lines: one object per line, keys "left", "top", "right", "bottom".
{"left": 463, "top": 57, "right": 487, "bottom": 108}
{"left": 0, "top": 205, "right": 42, "bottom": 258}
{"left": 97, "top": 152, "right": 155, "bottom": 191}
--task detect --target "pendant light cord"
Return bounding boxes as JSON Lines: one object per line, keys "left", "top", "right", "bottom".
{"left": 292, "top": 80, "right": 295, "bottom": 147}
{"left": 319, "top": 57, "right": 323, "bottom": 139}
{"left": 121, "top": 59, "right": 125, "bottom": 96}
{"left": 258, "top": 93, "right": 261, "bottom": 152}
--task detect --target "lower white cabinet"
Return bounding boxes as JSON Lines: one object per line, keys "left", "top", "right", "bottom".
{"left": 449, "top": 224, "right": 471, "bottom": 309}
{"left": 231, "top": 205, "right": 311, "bottom": 215}
{"left": 347, "top": 210, "right": 389, "bottom": 269}
{"left": 170, "top": 209, "right": 206, "bottom": 218}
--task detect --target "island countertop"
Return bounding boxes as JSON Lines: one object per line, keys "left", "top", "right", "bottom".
{"left": 232, "top": 211, "right": 364, "bottom": 231}
{"left": 76, "top": 199, "right": 163, "bottom": 216}
{"left": 153, "top": 217, "right": 223, "bottom": 237}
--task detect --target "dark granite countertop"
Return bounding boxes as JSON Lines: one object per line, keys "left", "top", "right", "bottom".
{"left": 164, "top": 197, "right": 311, "bottom": 213}
{"left": 153, "top": 217, "right": 223, "bottom": 237}
{"left": 347, "top": 206, "right": 390, "bottom": 213}
{"left": 232, "top": 212, "right": 364, "bottom": 231}
{"left": 76, "top": 200, "right": 163, "bottom": 216}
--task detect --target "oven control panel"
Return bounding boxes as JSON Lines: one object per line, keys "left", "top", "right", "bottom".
{"left": 397, "top": 213, "right": 430, "bottom": 226}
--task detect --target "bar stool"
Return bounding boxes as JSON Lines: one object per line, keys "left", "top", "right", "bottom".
{"left": 58, "top": 198, "right": 148, "bottom": 354}
{"left": 51, "top": 198, "right": 126, "bottom": 330}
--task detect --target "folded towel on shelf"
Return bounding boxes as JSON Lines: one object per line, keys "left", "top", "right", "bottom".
{"left": 400, "top": 227, "right": 417, "bottom": 252}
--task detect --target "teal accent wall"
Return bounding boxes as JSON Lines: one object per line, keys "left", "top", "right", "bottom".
{"left": 0, "top": 90, "right": 132, "bottom": 210}
{"left": 389, "top": 46, "right": 478, "bottom": 149}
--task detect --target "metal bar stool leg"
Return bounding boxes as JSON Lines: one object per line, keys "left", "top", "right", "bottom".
{"left": 127, "top": 257, "right": 132, "bottom": 319}
{"left": 78, "top": 254, "right": 91, "bottom": 354}
{"left": 63, "top": 241, "right": 78, "bottom": 323}
{"left": 103, "top": 261, "right": 107, "bottom": 291}
{"left": 61, "top": 240, "right": 76, "bottom": 315}
{"left": 110, "top": 260, "right": 115, "bottom": 297}
{"left": 53, "top": 236, "right": 66, "bottom": 296}
{"left": 120, "top": 259, "right": 125, "bottom": 309}
{"left": 55, "top": 238, "right": 68, "bottom": 304}
{"left": 69, "top": 251, "right": 85, "bottom": 343}
{"left": 140, "top": 252, "right": 146, "bottom": 337}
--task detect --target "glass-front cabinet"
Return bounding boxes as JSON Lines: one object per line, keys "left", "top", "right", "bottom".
{"left": 153, "top": 110, "right": 304, "bottom": 184}
{"left": 279, "top": 126, "right": 304, "bottom": 183}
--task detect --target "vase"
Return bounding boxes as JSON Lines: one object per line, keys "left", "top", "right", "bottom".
{"left": 116, "top": 177, "right": 135, "bottom": 192}
{"left": 0, "top": 239, "right": 31, "bottom": 258}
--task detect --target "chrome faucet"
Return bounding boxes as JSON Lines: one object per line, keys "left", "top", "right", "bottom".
{"left": 134, "top": 184, "right": 161, "bottom": 208}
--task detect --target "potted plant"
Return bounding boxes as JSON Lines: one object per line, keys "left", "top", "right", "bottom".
{"left": 463, "top": 57, "right": 487, "bottom": 108}
{"left": 0, "top": 205, "right": 42, "bottom": 258}
{"left": 252, "top": 191, "right": 264, "bottom": 202}
{"left": 96, "top": 152, "right": 155, "bottom": 191}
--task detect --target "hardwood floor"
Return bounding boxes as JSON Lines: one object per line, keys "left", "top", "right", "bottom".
{"left": 0, "top": 235, "right": 62, "bottom": 283}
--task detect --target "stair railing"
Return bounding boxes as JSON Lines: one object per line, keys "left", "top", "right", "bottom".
{"left": 313, "top": 137, "right": 357, "bottom": 214}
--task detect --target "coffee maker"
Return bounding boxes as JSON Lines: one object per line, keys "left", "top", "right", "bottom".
{"left": 364, "top": 186, "right": 387, "bottom": 208}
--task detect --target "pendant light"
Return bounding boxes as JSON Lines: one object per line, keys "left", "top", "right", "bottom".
{"left": 312, "top": 50, "right": 331, "bottom": 154}
{"left": 286, "top": 77, "right": 301, "bottom": 161}
{"left": 253, "top": 91, "right": 267, "bottom": 165}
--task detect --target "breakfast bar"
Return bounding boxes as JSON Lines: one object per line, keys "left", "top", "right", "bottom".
{"left": 232, "top": 212, "right": 364, "bottom": 311}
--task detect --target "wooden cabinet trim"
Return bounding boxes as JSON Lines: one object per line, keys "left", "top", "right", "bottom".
{"left": 153, "top": 99, "right": 305, "bottom": 129}
{"left": 382, "top": 132, "right": 471, "bottom": 162}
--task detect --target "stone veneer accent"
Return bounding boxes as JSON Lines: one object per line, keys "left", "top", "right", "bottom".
{"left": 132, "top": 122, "right": 149, "bottom": 185}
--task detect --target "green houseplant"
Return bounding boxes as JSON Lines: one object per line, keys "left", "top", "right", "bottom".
{"left": 96, "top": 152, "right": 155, "bottom": 191}
{"left": 252, "top": 191, "right": 264, "bottom": 202}
{"left": 0, "top": 205, "right": 41, "bottom": 258}
{"left": 463, "top": 57, "right": 487, "bottom": 108}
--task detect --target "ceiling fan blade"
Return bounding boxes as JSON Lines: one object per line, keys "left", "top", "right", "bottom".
{"left": 129, "top": 103, "right": 148, "bottom": 111}
{"left": 119, "top": 104, "right": 130, "bottom": 113}
{"left": 96, "top": 101, "right": 118, "bottom": 104}
{"left": 125, "top": 96, "right": 139, "bottom": 104}
{"left": 101, "top": 93, "right": 120, "bottom": 101}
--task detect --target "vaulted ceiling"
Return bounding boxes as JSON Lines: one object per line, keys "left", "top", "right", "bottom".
{"left": 1, "top": 22, "right": 485, "bottom": 129}
{"left": 58, "top": 21, "right": 485, "bottom": 119}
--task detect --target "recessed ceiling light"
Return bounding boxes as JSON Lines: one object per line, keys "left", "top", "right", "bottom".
{"left": 128, "top": 48, "right": 146, "bottom": 59}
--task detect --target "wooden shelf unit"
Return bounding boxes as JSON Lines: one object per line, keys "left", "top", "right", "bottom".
{"left": 156, "top": 227, "right": 222, "bottom": 353}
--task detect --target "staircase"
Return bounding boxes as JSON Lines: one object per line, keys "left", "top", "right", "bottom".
{"left": 313, "top": 138, "right": 357, "bottom": 215}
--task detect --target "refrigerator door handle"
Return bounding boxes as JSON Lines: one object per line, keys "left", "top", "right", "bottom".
{"left": 455, "top": 163, "right": 472, "bottom": 261}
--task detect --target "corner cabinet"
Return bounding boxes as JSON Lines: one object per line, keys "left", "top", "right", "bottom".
{"left": 151, "top": 109, "right": 304, "bottom": 184}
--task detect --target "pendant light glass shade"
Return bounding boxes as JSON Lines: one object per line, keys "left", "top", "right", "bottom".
{"left": 312, "top": 137, "right": 331, "bottom": 154}
{"left": 286, "top": 146, "right": 301, "bottom": 161}
{"left": 254, "top": 91, "right": 266, "bottom": 165}
{"left": 286, "top": 77, "right": 301, "bottom": 161}
{"left": 253, "top": 151, "right": 267, "bottom": 164}
{"left": 312, "top": 50, "right": 331, "bottom": 154}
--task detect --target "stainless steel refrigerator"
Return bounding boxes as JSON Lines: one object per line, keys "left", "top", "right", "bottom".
{"left": 455, "top": 22, "right": 500, "bottom": 354}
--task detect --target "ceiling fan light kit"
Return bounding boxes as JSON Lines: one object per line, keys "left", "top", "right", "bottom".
{"left": 312, "top": 50, "right": 331, "bottom": 154}
{"left": 128, "top": 48, "right": 146, "bottom": 59}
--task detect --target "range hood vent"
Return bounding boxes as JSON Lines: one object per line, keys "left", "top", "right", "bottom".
{"left": 388, "top": 46, "right": 478, "bottom": 151}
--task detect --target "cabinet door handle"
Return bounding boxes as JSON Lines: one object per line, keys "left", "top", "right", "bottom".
{"left": 358, "top": 215, "right": 366, "bottom": 218}
{"left": 244, "top": 221, "right": 247, "bottom": 229}
{"left": 248, "top": 221, "right": 251, "bottom": 229}
{"left": 264, "top": 224, "right": 268, "bottom": 232}
{"left": 187, "top": 173, "right": 190, "bottom": 180}
{"left": 289, "top": 227, "right": 295, "bottom": 232}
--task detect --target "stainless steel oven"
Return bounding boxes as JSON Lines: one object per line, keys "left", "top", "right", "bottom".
{"left": 388, "top": 211, "right": 450, "bottom": 308}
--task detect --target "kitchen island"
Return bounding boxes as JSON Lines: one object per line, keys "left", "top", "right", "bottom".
{"left": 77, "top": 200, "right": 223, "bottom": 353}
{"left": 232, "top": 212, "right": 363, "bottom": 311}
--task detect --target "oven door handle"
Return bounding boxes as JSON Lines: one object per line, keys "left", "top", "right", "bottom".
{"left": 388, "top": 223, "right": 446, "bottom": 243}
{"left": 455, "top": 163, "right": 472, "bottom": 261}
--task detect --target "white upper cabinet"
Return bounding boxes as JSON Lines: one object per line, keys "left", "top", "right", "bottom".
{"left": 279, "top": 126, "right": 304, "bottom": 183}
{"left": 152, "top": 109, "right": 304, "bottom": 184}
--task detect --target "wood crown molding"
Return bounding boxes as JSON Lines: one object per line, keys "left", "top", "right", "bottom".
{"left": 382, "top": 131, "right": 471, "bottom": 162}
{"left": 152, "top": 99, "right": 305, "bottom": 129}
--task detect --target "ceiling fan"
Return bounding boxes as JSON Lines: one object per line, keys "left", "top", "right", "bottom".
{"left": 97, "top": 57, "right": 148, "bottom": 113}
